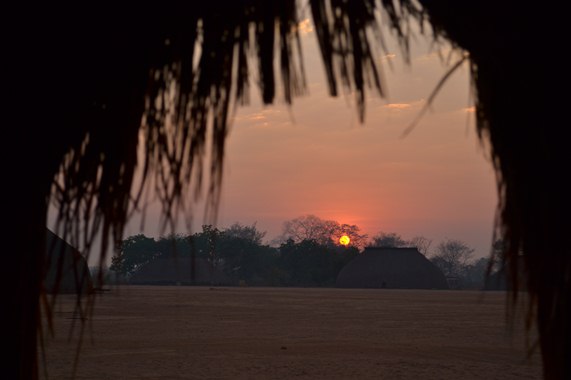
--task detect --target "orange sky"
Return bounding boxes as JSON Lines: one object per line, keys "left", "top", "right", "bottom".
{"left": 118, "top": 19, "right": 498, "bottom": 259}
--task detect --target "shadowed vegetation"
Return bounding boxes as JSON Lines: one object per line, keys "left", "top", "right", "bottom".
{"left": 9, "top": 1, "right": 568, "bottom": 379}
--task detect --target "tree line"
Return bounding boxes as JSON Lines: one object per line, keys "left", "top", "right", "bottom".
{"left": 109, "top": 215, "right": 495, "bottom": 289}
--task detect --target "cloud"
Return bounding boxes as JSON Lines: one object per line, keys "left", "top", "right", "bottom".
{"left": 381, "top": 99, "right": 426, "bottom": 114}
{"left": 414, "top": 46, "right": 454, "bottom": 62}
{"left": 231, "top": 108, "right": 294, "bottom": 131}
{"left": 298, "top": 18, "right": 314, "bottom": 35}
{"left": 380, "top": 53, "right": 396, "bottom": 62}
{"left": 383, "top": 103, "right": 412, "bottom": 110}
{"left": 234, "top": 109, "right": 281, "bottom": 123}
{"left": 231, "top": 111, "right": 270, "bottom": 128}
{"left": 249, "top": 114, "right": 266, "bottom": 121}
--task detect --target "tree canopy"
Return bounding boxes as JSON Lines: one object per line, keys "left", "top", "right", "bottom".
{"left": 110, "top": 223, "right": 359, "bottom": 288}
{"left": 280, "top": 214, "right": 368, "bottom": 249}
{"left": 371, "top": 232, "right": 408, "bottom": 248}
{"left": 430, "top": 239, "right": 475, "bottom": 278}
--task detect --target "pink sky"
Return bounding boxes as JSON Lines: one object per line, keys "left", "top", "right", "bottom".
{"left": 118, "top": 19, "right": 497, "bottom": 259}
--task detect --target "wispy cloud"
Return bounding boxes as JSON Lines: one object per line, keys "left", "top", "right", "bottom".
{"left": 381, "top": 53, "right": 396, "bottom": 62}
{"left": 249, "top": 114, "right": 266, "bottom": 121}
{"left": 382, "top": 99, "right": 426, "bottom": 113}
{"left": 231, "top": 108, "right": 290, "bottom": 130}
{"left": 384, "top": 103, "right": 412, "bottom": 110}
{"left": 298, "top": 18, "right": 314, "bottom": 35}
{"left": 234, "top": 109, "right": 281, "bottom": 123}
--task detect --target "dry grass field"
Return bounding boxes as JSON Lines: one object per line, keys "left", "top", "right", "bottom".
{"left": 41, "top": 286, "right": 542, "bottom": 379}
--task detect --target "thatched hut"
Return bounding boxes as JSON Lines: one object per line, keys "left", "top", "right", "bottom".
{"left": 130, "top": 257, "right": 232, "bottom": 286}
{"left": 44, "top": 229, "right": 92, "bottom": 294}
{"left": 336, "top": 247, "right": 448, "bottom": 290}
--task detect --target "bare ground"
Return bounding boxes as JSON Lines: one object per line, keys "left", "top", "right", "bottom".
{"left": 41, "top": 286, "right": 542, "bottom": 379}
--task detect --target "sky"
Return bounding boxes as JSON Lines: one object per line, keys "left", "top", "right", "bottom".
{"left": 121, "top": 17, "right": 498, "bottom": 259}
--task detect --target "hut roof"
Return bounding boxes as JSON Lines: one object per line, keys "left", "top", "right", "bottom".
{"left": 45, "top": 229, "right": 92, "bottom": 294}
{"left": 130, "top": 257, "right": 232, "bottom": 286}
{"left": 336, "top": 247, "right": 448, "bottom": 290}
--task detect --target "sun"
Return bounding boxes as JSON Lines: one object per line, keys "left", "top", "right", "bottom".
{"left": 339, "top": 235, "right": 350, "bottom": 246}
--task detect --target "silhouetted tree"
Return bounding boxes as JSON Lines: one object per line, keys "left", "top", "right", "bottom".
{"left": 155, "top": 233, "right": 193, "bottom": 259}
{"left": 111, "top": 235, "right": 159, "bottom": 277}
{"left": 278, "top": 239, "right": 358, "bottom": 286}
{"left": 217, "top": 225, "right": 277, "bottom": 285}
{"left": 337, "top": 223, "right": 369, "bottom": 250}
{"left": 430, "top": 239, "right": 475, "bottom": 278}
{"left": 409, "top": 236, "right": 432, "bottom": 256}
{"left": 371, "top": 232, "right": 408, "bottom": 248}
{"left": 462, "top": 257, "right": 490, "bottom": 290}
{"left": 113, "top": 225, "right": 277, "bottom": 285}
{"left": 223, "top": 222, "right": 266, "bottom": 245}
{"left": 281, "top": 214, "right": 367, "bottom": 249}
{"left": 281, "top": 215, "right": 339, "bottom": 245}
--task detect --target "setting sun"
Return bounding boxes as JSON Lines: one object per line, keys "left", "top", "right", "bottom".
{"left": 339, "top": 235, "right": 350, "bottom": 246}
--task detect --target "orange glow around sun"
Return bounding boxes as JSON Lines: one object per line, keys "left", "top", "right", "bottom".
{"left": 339, "top": 235, "right": 350, "bottom": 246}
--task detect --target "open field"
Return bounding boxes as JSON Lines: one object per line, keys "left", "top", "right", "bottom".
{"left": 42, "top": 286, "right": 541, "bottom": 379}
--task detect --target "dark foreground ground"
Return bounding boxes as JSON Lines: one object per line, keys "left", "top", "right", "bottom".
{"left": 42, "top": 286, "right": 541, "bottom": 379}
